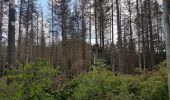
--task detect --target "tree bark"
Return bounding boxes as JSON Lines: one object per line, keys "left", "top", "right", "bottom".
{"left": 36, "top": 13, "right": 39, "bottom": 59}
{"left": 95, "top": 0, "right": 98, "bottom": 45}
{"left": 0, "top": 0, "right": 3, "bottom": 66}
{"left": 8, "top": 0, "right": 16, "bottom": 66}
{"left": 25, "top": 0, "right": 30, "bottom": 65}
{"left": 18, "top": 0, "right": 23, "bottom": 64}
{"left": 136, "top": 0, "right": 142, "bottom": 69}
{"left": 162, "top": 0, "right": 170, "bottom": 98}
{"left": 116, "top": 0, "right": 123, "bottom": 73}
{"left": 148, "top": 0, "right": 155, "bottom": 69}
{"left": 127, "top": 0, "right": 133, "bottom": 73}
{"left": 111, "top": 0, "right": 114, "bottom": 71}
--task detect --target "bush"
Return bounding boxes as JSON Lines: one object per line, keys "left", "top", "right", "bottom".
{"left": 56, "top": 61, "right": 168, "bottom": 100}
{"left": 0, "top": 58, "right": 59, "bottom": 100}
{"left": 0, "top": 60, "right": 168, "bottom": 100}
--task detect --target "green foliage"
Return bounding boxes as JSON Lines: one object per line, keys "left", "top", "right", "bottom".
{"left": 92, "top": 59, "right": 110, "bottom": 70}
{"left": 0, "top": 58, "right": 59, "bottom": 100}
{"left": 0, "top": 60, "right": 168, "bottom": 100}
{"left": 56, "top": 61, "right": 168, "bottom": 100}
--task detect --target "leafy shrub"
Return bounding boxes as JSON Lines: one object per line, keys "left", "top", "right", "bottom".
{"left": 0, "top": 58, "right": 59, "bottom": 100}
{"left": 0, "top": 60, "right": 168, "bottom": 100}
{"left": 56, "top": 61, "right": 168, "bottom": 100}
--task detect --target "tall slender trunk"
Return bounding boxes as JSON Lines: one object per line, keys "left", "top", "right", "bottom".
{"left": 136, "top": 0, "right": 142, "bottom": 68}
{"left": 18, "top": 0, "right": 23, "bottom": 64}
{"left": 41, "top": 12, "right": 44, "bottom": 58}
{"left": 101, "top": 9, "right": 104, "bottom": 51}
{"left": 89, "top": 0, "right": 91, "bottom": 46}
{"left": 95, "top": 0, "right": 98, "bottom": 45}
{"left": 61, "top": 0, "right": 67, "bottom": 74}
{"left": 140, "top": 0, "right": 146, "bottom": 70}
{"left": 93, "top": 0, "right": 98, "bottom": 65}
{"left": 148, "top": 0, "right": 155, "bottom": 69}
{"left": 36, "top": 13, "right": 39, "bottom": 60}
{"left": 162, "top": 0, "right": 170, "bottom": 98}
{"left": 8, "top": 0, "right": 16, "bottom": 66}
{"left": 111, "top": 0, "right": 114, "bottom": 71}
{"left": 0, "top": 0, "right": 3, "bottom": 66}
{"left": 128, "top": 0, "right": 133, "bottom": 73}
{"left": 82, "top": 14, "right": 86, "bottom": 71}
{"left": 30, "top": 0, "right": 34, "bottom": 62}
{"left": 116, "top": 0, "right": 123, "bottom": 73}
{"left": 51, "top": 0, "right": 54, "bottom": 66}
{"left": 25, "top": 0, "right": 30, "bottom": 65}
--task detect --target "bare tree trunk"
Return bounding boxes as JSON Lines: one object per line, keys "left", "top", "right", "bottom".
{"left": 51, "top": 0, "right": 54, "bottom": 66}
{"left": 0, "top": 0, "right": 3, "bottom": 66}
{"left": 111, "top": 0, "right": 114, "bottom": 71}
{"left": 18, "top": 0, "right": 23, "bottom": 64}
{"left": 41, "top": 12, "right": 45, "bottom": 58}
{"left": 116, "top": 0, "right": 123, "bottom": 73}
{"left": 93, "top": 0, "right": 98, "bottom": 65}
{"left": 36, "top": 13, "right": 39, "bottom": 60}
{"left": 82, "top": 15, "right": 86, "bottom": 71}
{"left": 89, "top": 0, "right": 91, "bottom": 46}
{"left": 8, "top": 0, "right": 16, "bottom": 66}
{"left": 162, "top": 0, "right": 170, "bottom": 98}
{"left": 95, "top": 0, "right": 98, "bottom": 45}
{"left": 148, "top": 0, "right": 155, "bottom": 69}
{"left": 30, "top": 0, "right": 34, "bottom": 62}
{"left": 136, "top": 0, "right": 142, "bottom": 69}
{"left": 140, "top": 0, "right": 146, "bottom": 70}
{"left": 25, "top": 0, "right": 30, "bottom": 65}
{"left": 127, "top": 0, "right": 133, "bottom": 73}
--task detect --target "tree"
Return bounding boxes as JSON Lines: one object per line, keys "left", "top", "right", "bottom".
{"left": 94, "top": 0, "right": 98, "bottom": 45}
{"left": 40, "top": 12, "right": 46, "bottom": 58}
{"left": 127, "top": 0, "right": 134, "bottom": 72}
{"left": 88, "top": 0, "right": 92, "bottom": 46}
{"left": 79, "top": 0, "right": 87, "bottom": 71}
{"left": 23, "top": 0, "right": 37, "bottom": 64}
{"left": 136, "top": 0, "right": 142, "bottom": 69}
{"left": 18, "top": 0, "right": 24, "bottom": 64}
{"left": 148, "top": 0, "right": 155, "bottom": 69}
{"left": 36, "top": 12, "right": 39, "bottom": 60}
{"left": 162, "top": 0, "right": 170, "bottom": 98}
{"left": 116, "top": 0, "right": 123, "bottom": 73}
{"left": 54, "top": 0, "right": 71, "bottom": 74}
{"left": 0, "top": 0, "right": 3, "bottom": 66}
{"left": 7, "top": 0, "right": 16, "bottom": 66}
{"left": 111, "top": 0, "right": 115, "bottom": 71}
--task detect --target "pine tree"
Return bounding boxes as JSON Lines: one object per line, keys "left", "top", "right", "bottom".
{"left": 7, "top": 0, "right": 16, "bottom": 66}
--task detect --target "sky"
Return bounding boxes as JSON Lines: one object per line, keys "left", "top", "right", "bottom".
{"left": 38, "top": 0, "right": 48, "bottom": 15}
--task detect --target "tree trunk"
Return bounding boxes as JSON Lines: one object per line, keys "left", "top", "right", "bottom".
{"left": 41, "top": 12, "right": 45, "bottom": 58}
{"left": 25, "top": 0, "right": 30, "bottom": 65}
{"left": 95, "top": 0, "right": 98, "bottom": 45}
{"left": 30, "top": 0, "right": 34, "bottom": 62}
{"left": 111, "top": 0, "right": 114, "bottom": 71}
{"left": 82, "top": 15, "right": 86, "bottom": 71}
{"left": 8, "top": 0, "right": 16, "bottom": 66}
{"left": 51, "top": 0, "right": 54, "bottom": 66}
{"left": 162, "top": 0, "right": 170, "bottom": 98}
{"left": 128, "top": 0, "right": 133, "bottom": 73}
{"left": 136, "top": 0, "right": 142, "bottom": 69}
{"left": 0, "top": 0, "right": 3, "bottom": 66}
{"left": 148, "top": 0, "right": 155, "bottom": 69}
{"left": 89, "top": 0, "right": 91, "bottom": 46}
{"left": 18, "top": 0, "right": 23, "bottom": 64}
{"left": 36, "top": 13, "right": 39, "bottom": 60}
{"left": 116, "top": 0, "right": 123, "bottom": 73}
{"left": 140, "top": 0, "right": 146, "bottom": 70}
